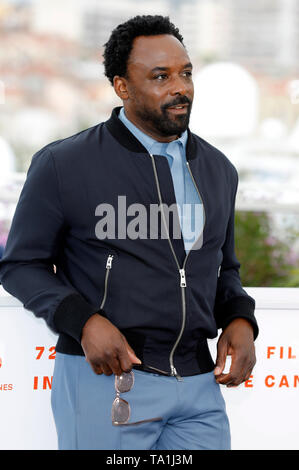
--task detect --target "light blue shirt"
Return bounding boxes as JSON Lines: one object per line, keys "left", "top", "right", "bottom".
{"left": 118, "top": 107, "right": 202, "bottom": 253}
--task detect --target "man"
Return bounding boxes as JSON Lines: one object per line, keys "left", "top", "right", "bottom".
{"left": 0, "top": 15, "right": 258, "bottom": 450}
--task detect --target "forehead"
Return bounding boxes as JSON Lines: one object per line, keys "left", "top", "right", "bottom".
{"left": 128, "top": 34, "right": 190, "bottom": 72}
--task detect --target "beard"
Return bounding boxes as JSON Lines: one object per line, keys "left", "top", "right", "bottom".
{"left": 135, "top": 96, "right": 192, "bottom": 137}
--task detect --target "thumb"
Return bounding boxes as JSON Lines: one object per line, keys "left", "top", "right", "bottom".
{"left": 122, "top": 335, "right": 142, "bottom": 364}
{"left": 214, "top": 340, "right": 228, "bottom": 376}
{"left": 127, "top": 349, "right": 142, "bottom": 364}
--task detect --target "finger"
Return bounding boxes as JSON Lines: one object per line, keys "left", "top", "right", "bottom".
{"left": 216, "top": 373, "right": 239, "bottom": 386}
{"left": 244, "top": 370, "right": 253, "bottom": 382}
{"left": 101, "top": 362, "right": 113, "bottom": 376}
{"left": 117, "top": 346, "right": 134, "bottom": 373}
{"left": 127, "top": 349, "right": 142, "bottom": 365}
{"left": 107, "top": 355, "right": 124, "bottom": 376}
{"left": 216, "top": 354, "right": 247, "bottom": 386}
{"left": 215, "top": 371, "right": 239, "bottom": 386}
{"left": 243, "top": 364, "right": 255, "bottom": 383}
{"left": 216, "top": 369, "right": 244, "bottom": 386}
{"left": 214, "top": 340, "right": 228, "bottom": 376}
{"left": 91, "top": 362, "right": 103, "bottom": 375}
{"left": 235, "top": 355, "right": 256, "bottom": 385}
{"left": 121, "top": 336, "right": 142, "bottom": 365}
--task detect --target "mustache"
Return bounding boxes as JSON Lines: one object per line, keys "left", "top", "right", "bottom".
{"left": 162, "top": 96, "right": 192, "bottom": 110}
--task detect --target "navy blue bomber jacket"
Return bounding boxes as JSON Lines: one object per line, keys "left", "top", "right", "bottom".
{"left": 0, "top": 107, "right": 258, "bottom": 378}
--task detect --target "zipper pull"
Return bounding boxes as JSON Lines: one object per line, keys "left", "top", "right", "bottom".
{"left": 171, "top": 365, "right": 183, "bottom": 381}
{"left": 106, "top": 254, "right": 114, "bottom": 269}
{"left": 218, "top": 265, "right": 221, "bottom": 278}
{"left": 179, "top": 268, "right": 187, "bottom": 287}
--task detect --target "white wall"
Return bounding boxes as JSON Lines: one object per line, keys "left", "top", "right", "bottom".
{"left": 0, "top": 286, "right": 298, "bottom": 450}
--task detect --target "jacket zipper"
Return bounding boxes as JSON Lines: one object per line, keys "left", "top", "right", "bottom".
{"left": 149, "top": 155, "right": 206, "bottom": 381}
{"left": 101, "top": 255, "right": 170, "bottom": 377}
{"left": 100, "top": 254, "right": 114, "bottom": 310}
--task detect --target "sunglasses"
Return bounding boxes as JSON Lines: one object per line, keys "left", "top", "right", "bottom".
{"left": 111, "top": 370, "right": 163, "bottom": 426}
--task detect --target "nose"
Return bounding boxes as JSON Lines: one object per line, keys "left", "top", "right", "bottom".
{"left": 169, "top": 73, "right": 189, "bottom": 96}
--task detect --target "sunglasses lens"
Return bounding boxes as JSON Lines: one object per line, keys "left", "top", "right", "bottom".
{"left": 112, "top": 397, "right": 130, "bottom": 424}
{"left": 115, "top": 371, "right": 134, "bottom": 393}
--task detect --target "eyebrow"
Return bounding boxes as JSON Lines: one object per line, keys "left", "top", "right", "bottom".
{"left": 150, "top": 62, "right": 193, "bottom": 73}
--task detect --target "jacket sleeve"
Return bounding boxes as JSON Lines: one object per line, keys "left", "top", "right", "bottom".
{"left": 0, "top": 147, "right": 100, "bottom": 344}
{"left": 213, "top": 169, "right": 259, "bottom": 340}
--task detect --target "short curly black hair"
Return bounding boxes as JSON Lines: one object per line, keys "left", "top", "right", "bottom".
{"left": 103, "top": 15, "right": 185, "bottom": 85}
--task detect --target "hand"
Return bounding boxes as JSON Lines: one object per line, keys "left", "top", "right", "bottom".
{"left": 214, "top": 318, "right": 256, "bottom": 387}
{"left": 81, "top": 313, "right": 141, "bottom": 376}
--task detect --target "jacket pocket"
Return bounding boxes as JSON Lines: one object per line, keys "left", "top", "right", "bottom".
{"left": 99, "top": 253, "right": 115, "bottom": 310}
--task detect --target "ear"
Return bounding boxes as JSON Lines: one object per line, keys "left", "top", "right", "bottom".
{"left": 113, "top": 76, "right": 129, "bottom": 101}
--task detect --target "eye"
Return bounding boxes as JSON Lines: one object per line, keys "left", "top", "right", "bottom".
{"left": 154, "top": 74, "right": 168, "bottom": 81}
{"left": 183, "top": 70, "right": 192, "bottom": 77}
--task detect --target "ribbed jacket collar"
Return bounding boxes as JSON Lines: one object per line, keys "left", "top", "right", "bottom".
{"left": 105, "top": 106, "right": 198, "bottom": 161}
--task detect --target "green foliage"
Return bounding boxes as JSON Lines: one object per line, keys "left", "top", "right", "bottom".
{"left": 235, "top": 211, "right": 299, "bottom": 287}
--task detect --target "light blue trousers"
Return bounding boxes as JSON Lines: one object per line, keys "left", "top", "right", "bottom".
{"left": 51, "top": 352, "right": 231, "bottom": 450}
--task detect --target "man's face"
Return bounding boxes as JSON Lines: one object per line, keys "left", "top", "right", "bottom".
{"left": 114, "top": 34, "right": 194, "bottom": 141}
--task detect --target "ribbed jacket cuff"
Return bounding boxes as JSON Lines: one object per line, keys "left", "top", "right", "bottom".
{"left": 54, "top": 293, "right": 102, "bottom": 344}
{"left": 215, "top": 295, "right": 259, "bottom": 340}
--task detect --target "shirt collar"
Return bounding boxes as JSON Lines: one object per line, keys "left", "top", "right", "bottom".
{"left": 118, "top": 107, "right": 187, "bottom": 155}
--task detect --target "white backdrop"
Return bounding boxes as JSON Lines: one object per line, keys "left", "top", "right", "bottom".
{"left": 0, "top": 286, "right": 298, "bottom": 450}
